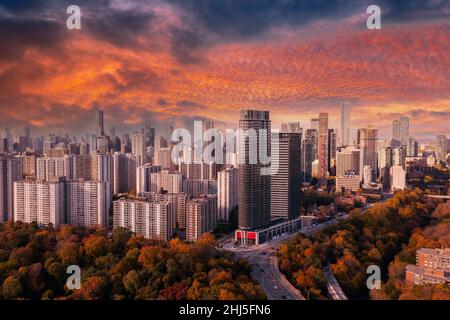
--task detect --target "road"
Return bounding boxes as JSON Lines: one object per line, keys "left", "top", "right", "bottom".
{"left": 324, "top": 265, "right": 348, "bottom": 300}
{"left": 230, "top": 243, "right": 306, "bottom": 300}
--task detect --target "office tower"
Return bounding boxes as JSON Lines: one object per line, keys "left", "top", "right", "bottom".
{"left": 271, "top": 132, "right": 301, "bottom": 220}
{"left": 217, "top": 167, "right": 238, "bottom": 222}
{"left": 151, "top": 170, "right": 183, "bottom": 194}
{"left": 340, "top": 102, "right": 351, "bottom": 146}
{"left": 317, "top": 113, "right": 329, "bottom": 179}
{"left": 13, "top": 179, "right": 65, "bottom": 228}
{"left": 96, "top": 135, "right": 111, "bottom": 154}
{"left": 113, "top": 153, "right": 137, "bottom": 194}
{"left": 154, "top": 147, "right": 171, "bottom": 170}
{"left": 238, "top": 110, "right": 271, "bottom": 230}
{"left": 301, "top": 129, "right": 317, "bottom": 182}
{"left": 393, "top": 146, "right": 407, "bottom": 167}
{"left": 336, "top": 147, "right": 361, "bottom": 177}
{"left": 136, "top": 164, "right": 161, "bottom": 194}
{"left": 183, "top": 179, "right": 217, "bottom": 198}
{"left": 113, "top": 198, "right": 173, "bottom": 241}
{"left": 390, "top": 165, "right": 406, "bottom": 192}
{"left": 36, "top": 156, "right": 73, "bottom": 181}
{"left": 66, "top": 180, "right": 111, "bottom": 227}
{"left": 281, "top": 122, "right": 301, "bottom": 133}
{"left": 357, "top": 127, "right": 378, "bottom": 181}
{"left": 310, "top": 118, "right": 319, "bottom": 131}
{"left": 436, "top": 135, "right": 448, "bottom": 163}
{"left": 0, "top": 137, "right": 6, "bottom": 154}
{"left": 96, "top": 109, "right": 105, "bottom": 136}
{"left": 406, "top": 137, "right": 418, "bottom": 157}
{"left": 0, "top": 157, "right": 23, "bottom": 222}
{"left": 180, "top": 161, "right": 218, "bottom": 180}
{"left": 328, "top": 129, "right": 337, "bottom": 175}
{"left": 400, "top": 116, "right": 409, "bottom": 145}
{"left": 139, "top": 191, "right": 187, "bottom": 229}
{"left": 144, "top": 122, "right": 156, "bottom": 149}
{"left": 132, "top": 132, "right": 146, "bottom": 166}
{"left": 392, "top": 120, "right": 401, "bottom": 146}
{"left": 109, "top": 125, "right": 116, "bottom": 138}
{"left": 186, "top": 194, "right": 217, "bottom": 242}
{"left": 94, "top": 154, "right": 113, "bottom": 184}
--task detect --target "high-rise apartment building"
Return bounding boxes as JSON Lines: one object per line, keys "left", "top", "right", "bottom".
{"left": 0, "top": 156, "right": 23, "bottom": 222}
{"left": 36, "top": 156, "right": 73, "bottom": 181}
{"left": 136, "top": 164, "right": 161, "bottom": 194}
{"left": 217, "top": 167, "right": 238, "bottom": 222}
{"left": 270, "top": 132, "right": 301, "bottom": 220}
{"left": 66, "top": 180, "right": 111, "bottom": 227}
{"left": 238, "top": 110, "right": 271, "bottom": 230}
{"left": 113, "top": 152, "right": 137, "bottom": 194}
{"left": 186, "top": 194, "right": 217, "bottom": 242}
{"left": 139, "top": 191, "right": 187, "bottom": 229}
{"left": 113, "top": 198, "right": 173, "bottom": 241}
{"left": 132, "top": 132, "right": 147, "bottom": 166}
{"left": 13, "top": 179, "right": 65, "bottom": 228}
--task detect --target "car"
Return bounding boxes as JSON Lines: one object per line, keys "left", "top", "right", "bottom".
{"left": 274, "top": 286, "right": 279, "bottom": 290}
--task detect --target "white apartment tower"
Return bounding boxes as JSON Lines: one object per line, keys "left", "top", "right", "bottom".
{"left": 13, "top": 179, "right": 65, "bottom": 228}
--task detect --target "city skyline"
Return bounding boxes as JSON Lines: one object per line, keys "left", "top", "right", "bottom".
{"left": 0, "top": 1, "right": 449, "bottom": 140}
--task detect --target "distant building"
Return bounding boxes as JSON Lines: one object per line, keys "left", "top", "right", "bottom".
{"left": 436, "top": 135, "right": 448, "bottom": 163}
{"left": 340, "top": 102, "right": 351, "bottom": 147}
{"left": 405, "top": 248, "right": 450, "bottom": 286}
{"left": 317, "top": 113, "right": 329, "bottom": 179}
{"left": 336, "top": 171, "right": 360, "bottom": 192}
{"left": 390, "top": 165, "right": 406, "bottom": 192}
{"left": 136, "top": 164, "right": 161, "bottom": 194}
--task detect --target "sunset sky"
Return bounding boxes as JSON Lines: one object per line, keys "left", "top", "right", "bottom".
{"left": 0, "top": 0, "right": 449, "bottom": 141}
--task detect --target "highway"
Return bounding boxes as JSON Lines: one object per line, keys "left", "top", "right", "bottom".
{"left": 324, "top": 265, "right": 348, "bottom": 300}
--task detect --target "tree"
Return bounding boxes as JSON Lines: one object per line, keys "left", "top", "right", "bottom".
{"left": 2, "top": 276, "right": 23, "bottom": 299}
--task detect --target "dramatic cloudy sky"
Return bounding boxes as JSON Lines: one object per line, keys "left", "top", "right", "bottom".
{"left": 0, "top": 0, "right": 449, "bottom": 141}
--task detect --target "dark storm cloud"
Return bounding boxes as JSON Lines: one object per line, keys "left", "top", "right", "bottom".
{"left": 0, "top": 17, "right": 65, "bottom": 61}
{"left": 167, "top": 0, "right": 450, "bottom": 39}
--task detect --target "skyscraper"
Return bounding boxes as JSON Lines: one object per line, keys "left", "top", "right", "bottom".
{"left": 400, "top": 116, "right": 410, "bottom": 145}
{"left": 270, "top": 132, "right": 301, "bottom": 220}
{"left": 238, "top": 110, "right": 271, "bottom": 230}
{"left": 328, "top": 128, "right": 337, "bottom": 175}
{"left": 132, "top": 132, "right": 146, "bottom": 166}
{"left": 357, "top": 127, "right": 378, "bottom": 182}
{"left": 317, "top": 113, "right": 329, "bottom": 179}
{"left": 392, "top": 120, "right": 401, "bottom": 146}
{"left": 96, "top": 109, "right": 105, "bottom": 136}
{"left": 340, "top": 102, "right": 351, "bottom": 146}
{"left": 217, "top": 167, "right": 238, "bottom": 222}
{"left": 0, "top": 156, "right": 23, "bottom": 222}
{"left": 436, "top": 135, "right": 448, "bottom": 163}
